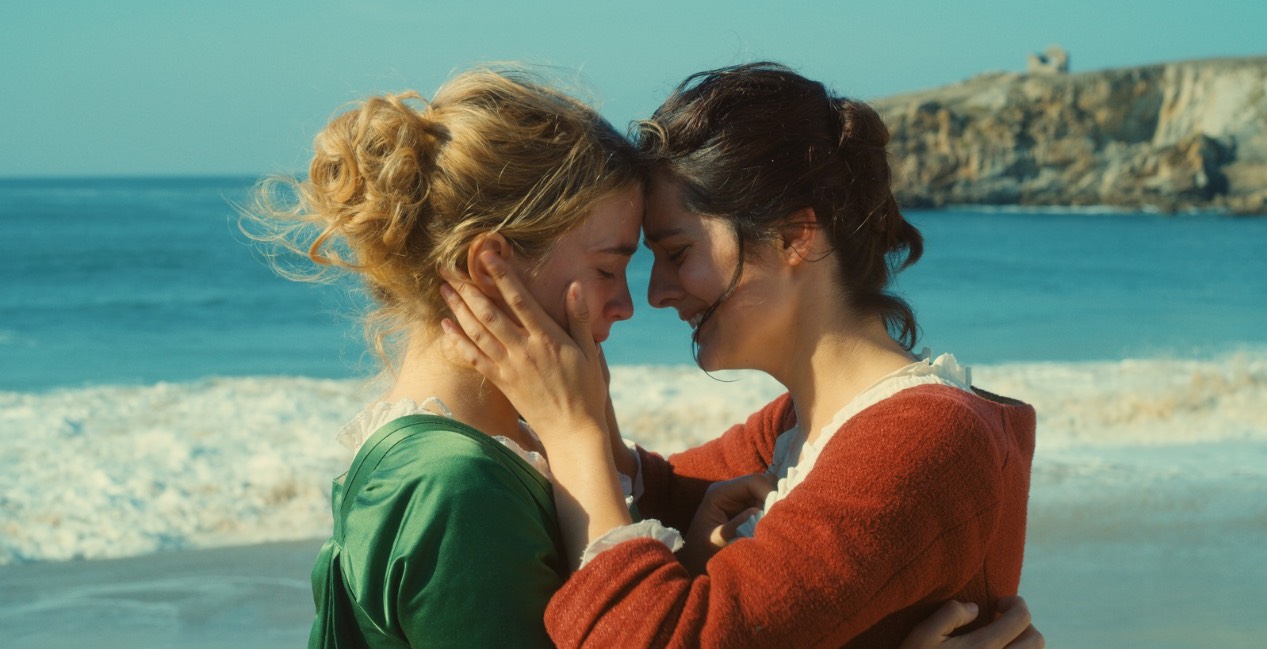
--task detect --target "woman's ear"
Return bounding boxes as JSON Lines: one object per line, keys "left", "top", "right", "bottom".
{"left": 778, "top": 207, "right": 822, "bottom": 266}
{"left": 465, "top": 232, "right": 514, "bottom": 292}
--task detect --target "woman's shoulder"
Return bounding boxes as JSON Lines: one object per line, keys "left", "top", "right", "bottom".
{"left": 359, "top": 415, "right": 546, "bottom": 494}
{"left": 845, "top": 383, "right": 1036, "bottom": 461}
{"left": 879, "top": 382, "right": 1032, "bottom": 420}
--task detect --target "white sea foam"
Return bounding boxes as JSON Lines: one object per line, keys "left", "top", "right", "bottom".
{"left": 2, "top": 353, "right": 1265, "bottom": 565}
{"left": 974, "top": 351, "right": 1267, "bottom": 448}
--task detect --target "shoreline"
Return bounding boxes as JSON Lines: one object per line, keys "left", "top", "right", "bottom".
{"left": 3, "top": 457, "right": 1265, "bottom": 649}
{"left": 2, "top": 439, "right": 1265, "bottom": 648}
{"left": 0, "top": 539, "right": 325, "bottom": 649}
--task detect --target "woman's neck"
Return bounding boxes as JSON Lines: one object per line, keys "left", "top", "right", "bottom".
{"left": 773, "top": 311, "right": 916, "bottom": 447}
{"left": 383, "top": 328, "right": 533, "bottom": 448}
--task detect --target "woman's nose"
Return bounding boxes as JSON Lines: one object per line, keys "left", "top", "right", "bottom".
{"left": 647, "top": 260, "right": 680, "bottom": 309}
{"left": 609, "top": 281, "right": 634, "bottom": 322}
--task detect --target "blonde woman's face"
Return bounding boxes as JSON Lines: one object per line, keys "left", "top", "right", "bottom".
{"left": 522, "top": 185, "right": 643, "bottom": 344}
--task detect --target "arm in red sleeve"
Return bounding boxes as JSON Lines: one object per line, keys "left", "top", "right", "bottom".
{"left": 635, "top": 393, "right": 792, "bottom": 530}
{"left": 547, "top": 385, "right": 1031, "bottom": 648}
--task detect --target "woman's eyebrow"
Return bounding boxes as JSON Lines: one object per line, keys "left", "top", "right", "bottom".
{"left": 642, "top": 226, "right": 683, "bottom": 247}
{"left": 595, "top": 244, "right": 639, "bottom": 257}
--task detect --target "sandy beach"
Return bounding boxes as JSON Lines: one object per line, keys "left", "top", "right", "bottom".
{"left": 3, "top": 445, "right": 1264, "bottom": 649}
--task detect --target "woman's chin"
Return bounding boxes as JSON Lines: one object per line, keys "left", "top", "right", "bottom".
{"left": 695, "top": 345, "right": 728, "bottom": 372}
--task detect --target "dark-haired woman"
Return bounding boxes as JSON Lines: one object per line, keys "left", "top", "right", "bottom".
{"left": 443, "top": 62, "right": 1039, "bottom": 648}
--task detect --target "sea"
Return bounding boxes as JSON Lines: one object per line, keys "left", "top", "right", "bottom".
{"left": 1, "top": 176, "right": 1265, "bottom": 647}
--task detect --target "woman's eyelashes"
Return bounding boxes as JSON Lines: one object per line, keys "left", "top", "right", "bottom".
{"left": 596, "top": 259, "right": 630, "bottom": 280}
{"left": 667, "top": 246, "right": 689, "bottom": 265}
{"left": 646, "top": 238, "right": 690, "bottom": 266}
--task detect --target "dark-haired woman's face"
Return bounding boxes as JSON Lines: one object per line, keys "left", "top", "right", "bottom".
{"left": 643, "top": 176, "right": 791, "bottom": 371}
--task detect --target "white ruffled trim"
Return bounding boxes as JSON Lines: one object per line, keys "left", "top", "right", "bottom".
{"left": 335, "top": 398, "right": 646, "bottom": 497}
{"left": 515, "top": 422, "right": 640, "bottom": 504}
{"left": 491, "top": 435, "right": 552, "bottom": 482}
{"left": 335, "top": 397, "right": 448, "bottom": 451}
{"left": 735, "top": 351, "right": 973, "bottom": 539}
{"left": 335, "top": 397, "right": 552, "bottom": 480}
{"left": 623, "top": 438, "right": 645, "bottom": 504}
{"left": 578, "top": 519, "right": 684, "bottom": 569}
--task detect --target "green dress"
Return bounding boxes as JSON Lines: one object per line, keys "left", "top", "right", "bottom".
{"left": 309, "top": 414, "right": 566, "bottom": 648}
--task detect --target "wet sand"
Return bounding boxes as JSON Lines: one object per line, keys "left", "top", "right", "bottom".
{"left": 0, "top": 539, "right": 322, "bottom": 649}
{"left": 3, "top": 440, "right": 1264, "bottom": 648}
{"left": 3, "top": 529, "right": 1265, "bottom": 648}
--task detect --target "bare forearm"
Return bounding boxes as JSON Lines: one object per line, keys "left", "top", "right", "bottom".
{"left": 604, "top": 398, "right": 639, "bottom": 480}
{"left": 545, "top": 428, "right": 633, "bottom": 570}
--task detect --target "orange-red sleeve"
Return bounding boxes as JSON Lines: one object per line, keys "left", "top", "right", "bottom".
{"left": 634, "top": 393, "right": 791, "bottom": 531}
{"left": 548, "top": 386, "right": 1031, "bottom": 648}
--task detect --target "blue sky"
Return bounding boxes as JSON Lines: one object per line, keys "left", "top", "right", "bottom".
{"left": 3, "top": 0, "right": 1263, "bottom": 177}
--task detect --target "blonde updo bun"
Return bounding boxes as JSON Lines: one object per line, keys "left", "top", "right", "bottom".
{"left": 246, "top": 68, "right": 643, "bottom": 363}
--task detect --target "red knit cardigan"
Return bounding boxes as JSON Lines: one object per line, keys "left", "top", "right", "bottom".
{"left": 545, "top": 384, "right": 1036, "bottom": 648}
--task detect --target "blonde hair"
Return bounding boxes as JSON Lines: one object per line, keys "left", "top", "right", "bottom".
{"left": 245, "top": 68, "right": 643, "bottom": 363}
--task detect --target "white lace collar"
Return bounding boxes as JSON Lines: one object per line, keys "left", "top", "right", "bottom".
{"left": 336, "top": 397, "right": 552, "bottom": 480}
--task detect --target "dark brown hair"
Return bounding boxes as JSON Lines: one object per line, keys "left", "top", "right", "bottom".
{"left": 638, "top": 62, "right": 923, "bottom": 350}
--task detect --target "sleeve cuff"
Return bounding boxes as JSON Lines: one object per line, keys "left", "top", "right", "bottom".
{"left": 578, "top": 519, "right": 683, "bottom": 569}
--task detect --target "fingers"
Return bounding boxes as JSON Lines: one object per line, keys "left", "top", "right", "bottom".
{"left": 992, "top": 597, "right": 1040, "bottom": 649}
{"left": 714, "top": 506, "right": 762, "bottom": 545}
{"left": 933, "top": 600, "right": 981, "bottom": 637}
{"left": 441, "top": 250, "right": 557, "bottom": 361}
{"left": 896, "top": 597, "right": 1038, "bottom": 649}
{"left": 597, "top": 345, "right": 612, "bottom": 386}
{"left": 898, "top": 600, "right": 979, "bottom": 649}
{"left": 991, "top": 597, "right": 1033, "bottom": 641}
{"left": 439, "top": 316, "right": 480, "bottom": 363}
{"left": 565, "top": 282, "right": 597, "bottom": 356}
{"left": 739, "top": 472, "right": 777, "bottom": 501}
{"left": 1005, "top": 625, "right": 1044, "bottom": 649}
{"left": 478, "top": 251, "right": 557, "bottom": 334}
{"left": 937, "top": 596, "right": 1032, "bottom": 649}
{"left": 440, "top": 283, "right": 510, "bottom": 363}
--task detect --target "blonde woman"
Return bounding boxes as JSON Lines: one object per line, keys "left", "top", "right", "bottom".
{"left": 250, "top": 68, "right": 643, "bottom": 648}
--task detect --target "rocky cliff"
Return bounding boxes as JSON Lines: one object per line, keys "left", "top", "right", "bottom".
{"left": 872, "top": 55, "right": 1267, "bottom": 214}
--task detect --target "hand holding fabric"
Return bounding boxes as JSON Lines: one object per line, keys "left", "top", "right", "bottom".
{"left": 898, "top": 597, "right": 1043, "bottom": 649}
{"left": 680, "top": 473, "right": 775, "bottom": 574}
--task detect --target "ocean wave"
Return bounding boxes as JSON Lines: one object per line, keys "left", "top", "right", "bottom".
{"left": 975, "top": 350, "right": 1267, "bottom": 448}
{"left": 3, "top": 353, "right": 1264, "bottom": 565}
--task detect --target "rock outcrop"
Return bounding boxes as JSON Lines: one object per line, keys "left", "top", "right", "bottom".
{"left": 872, "top": 56, "right": 1267, "bottom": 214}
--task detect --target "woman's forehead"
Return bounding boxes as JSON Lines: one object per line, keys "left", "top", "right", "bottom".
{"left": 564, "top": 188, "right": 643, "bottom": 253}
